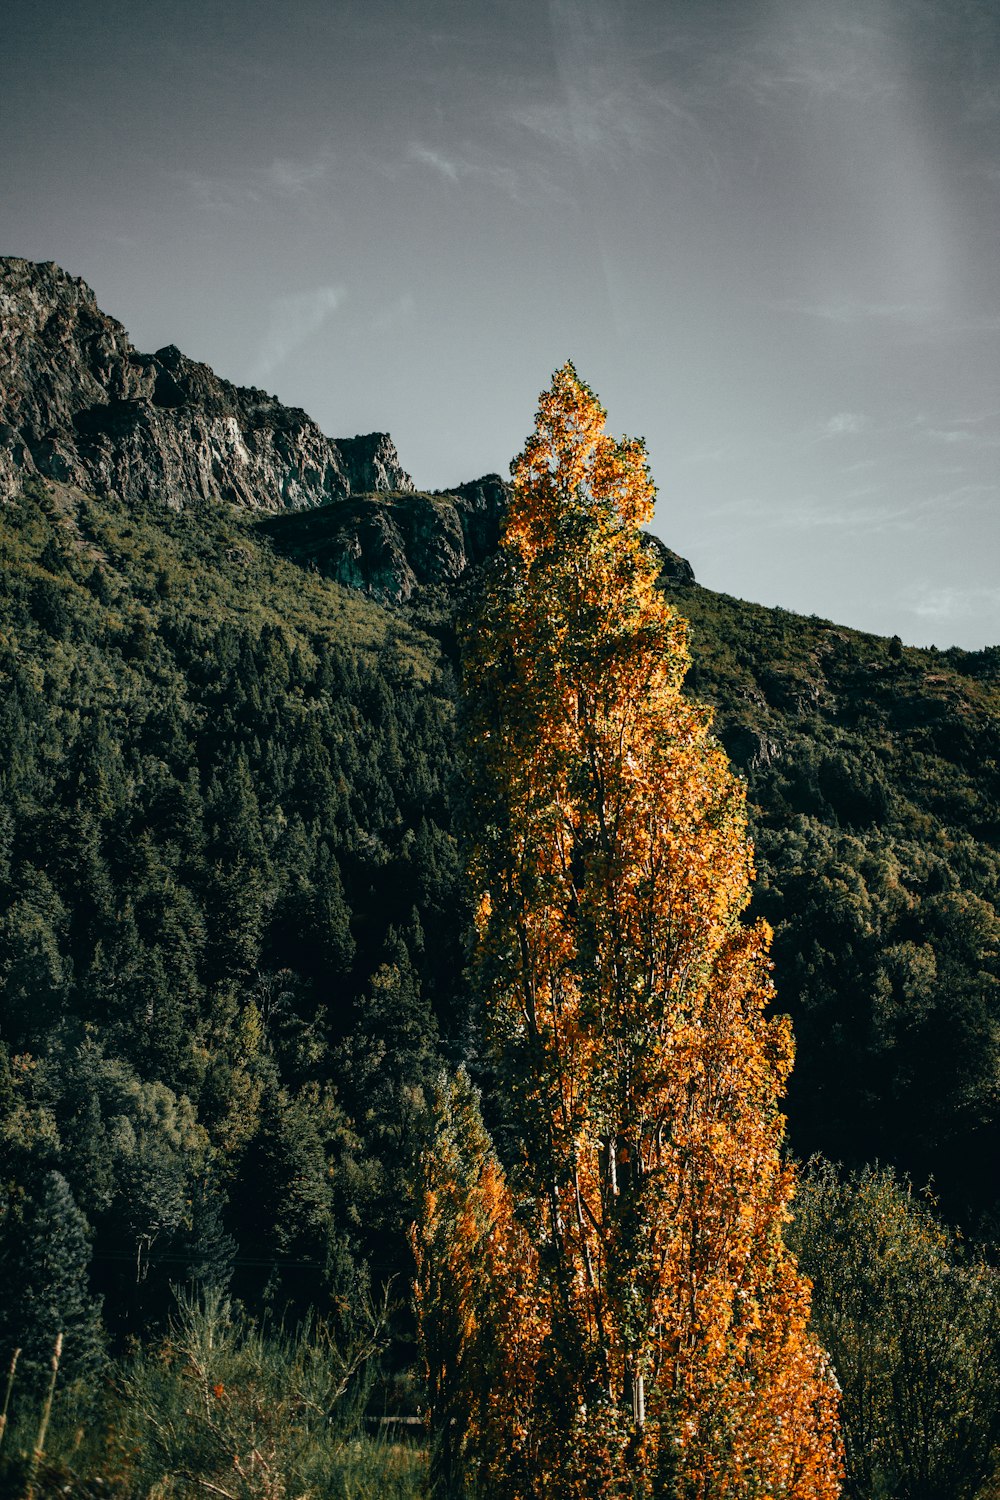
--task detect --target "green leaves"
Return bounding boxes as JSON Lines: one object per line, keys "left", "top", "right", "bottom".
{"left": 793, "top": 1160, "right": 1000, "bottom": 1500}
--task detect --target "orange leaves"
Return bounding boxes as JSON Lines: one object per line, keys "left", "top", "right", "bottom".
{"left": 418, "top": 364, "right": 842, "bottom": 1497}
{"left": 412, "top": 1071, "right": 546, "bottom": 1499}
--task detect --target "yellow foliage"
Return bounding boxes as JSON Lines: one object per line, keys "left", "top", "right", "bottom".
{"left": 415, "top": 364, "right": 841, "bottom": 1498}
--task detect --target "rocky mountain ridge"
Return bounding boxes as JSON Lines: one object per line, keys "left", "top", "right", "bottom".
{"left": 0, "top": 257, "right": 412, "bottom": 512}
{"left": 256, "top": 479, "right": 695, "bottom": 604}
{"left": 257, "top": 474, "right": 510, "bottom": 603}
{"left": 0, "top": 257, "right": 695, "bottom": 603}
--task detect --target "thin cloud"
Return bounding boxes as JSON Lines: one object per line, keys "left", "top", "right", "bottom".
{"left": 769, "top": 298, "right": 938, "bottom": 327}
{"left": 825, "top": 412, "right": 868, "bottom": 436}
{"left": 919, "top": 482, "right": 998, "bottom": 512}
{"left": 511, "top": 82, "right": 708, "bottom": 168}
{"left": 406, "top": 140, "right": 527, "bottom": 201}
{"left": 699, "top": 494, "right": 916, "bottom": 537}
{"left": 770, "top": 300, "right": 1000, "bottom": 341}
{"left": 518, "top": 12, "right": 711, "bottom": 169}
{"left": 713, "top": 5, "right": 941, "bottom": 113}
{"left": 723, "top": 39, "right": 899, "bottom": 109}
{"left": 251, "top": 286, "right": 345, "bottom": 383}
{"left": 908, "top": 585, "right": 1000, "bottom": 621}
{"left": 261, "top": 157, "right": 330, "bottom": 195}
{"left": 408, "top": 144, "right": 460, "bottom": 182}
{"left": 915, "top": 413, "right": 1000, "bottom": 448}
{"left": 680, "top": 413, "right": 872, "bottom": 469}
{"left": 179, "top": 152, "right": 333, "bottom": 213}
{"left": 680, "top": 443, "right": 734, "bottom": 466}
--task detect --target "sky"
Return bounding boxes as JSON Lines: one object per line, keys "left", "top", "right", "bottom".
{"left": 3, "top": 0, "right": 999, "bottom": 648}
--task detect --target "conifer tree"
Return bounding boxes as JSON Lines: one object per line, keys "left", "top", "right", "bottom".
{"left": 416, "top": 364, "right": 841, "bottom": 1497}
{"left": 2, "top": 1171, "right": 104, "bottom": 1395}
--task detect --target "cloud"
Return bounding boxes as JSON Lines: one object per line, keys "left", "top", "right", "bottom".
{"left": 908, "top": 585, "right": 1000, "bottom": 622}
{"left": 722, "top": 27, "right": 900, "bottom": 110}
{"left": 681, "top": 412, "right": 872, "bottom": 469}
{"left": 405, "top": 140, "right": 526, "bottom": 200}
{"left": 251, "top": 286, "right": 345, "bottom": 382}
{"left": 769, "top": 298, "right": 938, "bottom": 326}
{"left": 260, "top": 157, "right": 330, "bottom": 195}
{"left": 914, "top": 413, "right": 1000, "bottom": 448}
{"left": 825, "top": 412, "right": 868, "bottom": 436}
{"left": 697, "top": 493, "right": 915, "bottom": 537}
{"left": 769, "top": 301, "right": 1000, "bottom": 342}
{"left": 179, "top": 152, "right": 333, "bottom": 212}
{"left": 408, "top": 144, "right": 460, "bottom": 182}
{"left": 522, "top": 59, "right": 707, "bottom": 167}
{"left": 492, "top": 0, "right": 718, "bottom": 187}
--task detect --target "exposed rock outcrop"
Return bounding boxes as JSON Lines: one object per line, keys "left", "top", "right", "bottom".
{"left": 255, "top": 473, "right": 699, "bottom": 608}
{"left": 0, "top": 258, "right": 696, "bottom": 604}
{"left": 643, "top": 532, "right": 696, "bottom": 588}
{"left": 256, "top": 474, "right": 511, "bottom": 603}
{"left": 0, "top": 258, "right": 412, "bottom": 510}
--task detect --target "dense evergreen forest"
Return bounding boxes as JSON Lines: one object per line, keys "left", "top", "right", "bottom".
{"left": 1, "top": 468, "right": 999, "bottom": 1496}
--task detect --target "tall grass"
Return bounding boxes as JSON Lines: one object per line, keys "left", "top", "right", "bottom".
{"left": 0, "top": 1292, "right": 428, "bottom": 1498}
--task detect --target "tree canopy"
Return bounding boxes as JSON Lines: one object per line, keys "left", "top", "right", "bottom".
{"left": 415, "top": 364, "right": 842, "bottom": 1498}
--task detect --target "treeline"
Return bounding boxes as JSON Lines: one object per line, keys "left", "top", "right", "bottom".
{"left": 678, "top": 584, "right": 1000, "bottom": 1232}
{"left": 0, "top": 480, "right": 463, "bottom": 1410}
{"left": 0, "top": 475, "right": 999, "bottom": 1495}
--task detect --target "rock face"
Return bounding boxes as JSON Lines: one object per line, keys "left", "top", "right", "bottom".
{"left": 643, "top": 533, "right": 696, "bottom": 588}
{"left": 0, "top": 258, "right": 412, "bottom": 510}
{"left": 257, "top": 476, "right": 699, "bottom": 607}
{"left": 257, "top": 474, "right": 511, "bottom": 603}
{"left": 0, "top": 257, "right": 696, "bottom": 603}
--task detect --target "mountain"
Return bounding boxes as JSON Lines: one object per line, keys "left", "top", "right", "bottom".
{"left": 256, "top": 473, "right": 510, "bottom": 602}
{"left": 0, "top": 257, "right": 416, "bottom": 511}
{"left": 0, "top": 260, "right": 998, "bottom": 1379}
{"left": 0, "top": 259, "right": 698, "bottom": 605}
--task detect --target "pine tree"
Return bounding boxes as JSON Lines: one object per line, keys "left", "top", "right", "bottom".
{"left": 416, "top": 364, "right": 841, "bottom": 1497}
{"left": 1, "top": 1172, "right": 104, "bottom": 1397}
{"left": 185, "top": 1174, "right": 236, "bottom": 1294}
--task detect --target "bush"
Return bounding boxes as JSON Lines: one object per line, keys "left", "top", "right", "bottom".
{"left": 791, "top": 1159, "right": 1000, "bottom": 1500}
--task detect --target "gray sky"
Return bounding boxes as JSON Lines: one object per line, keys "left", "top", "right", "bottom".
{"left": 3, "top": 0, "right": 998, "bottom": 647}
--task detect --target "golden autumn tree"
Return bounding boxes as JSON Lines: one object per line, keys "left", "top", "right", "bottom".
{"left": 413, "top": 363, "right": 841, "bottom": 1499}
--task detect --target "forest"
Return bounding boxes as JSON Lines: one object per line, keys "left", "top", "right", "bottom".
{"left": 0, "top": 436, "right": 999, "bottom": 1497}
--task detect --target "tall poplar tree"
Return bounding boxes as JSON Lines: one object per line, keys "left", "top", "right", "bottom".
{"left": 414, "top": 364, "right": 841, "bottom": 1498}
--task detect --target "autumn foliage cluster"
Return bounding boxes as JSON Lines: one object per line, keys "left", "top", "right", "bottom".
{"left": 413, "top": 365, "right": 842, "bottom": 1497}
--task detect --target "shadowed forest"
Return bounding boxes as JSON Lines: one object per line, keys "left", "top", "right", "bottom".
{"left": 1, "top": 459, "right": 999, "bottom": 1496}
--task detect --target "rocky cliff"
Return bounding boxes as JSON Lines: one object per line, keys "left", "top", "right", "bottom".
{"left": 256, "top": 474, "right": 511, "bottom": 603}
{"left": 0, "top": 258, "right": 412, "bottom": 511}
{"left": 0, "top": 258, "right": 694, "bottom": 603}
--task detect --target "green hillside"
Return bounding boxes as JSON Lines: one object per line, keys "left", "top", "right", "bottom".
{"left": 0, "top": 472, "right": 998, "bottom": 1493}
{"left": 674, "top": 581, "right": 1000, "bottom": 1228}
{"left": 0, "top": 479, "right": 463, "bottom": 1339}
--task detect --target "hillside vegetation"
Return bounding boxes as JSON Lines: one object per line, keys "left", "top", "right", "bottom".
{"left": 0, "top": 470, "right": 998, "bottom": 1495}
{"left": 675, "top": 582, "right": 1000, "bottom": 1228}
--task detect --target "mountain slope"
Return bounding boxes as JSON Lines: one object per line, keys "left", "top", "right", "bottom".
{"left": 669, "top": 581, "right": 1000, "bottom": 1220}
{"left": 0, "top": 262, "right": 998, "bottom": 1384}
